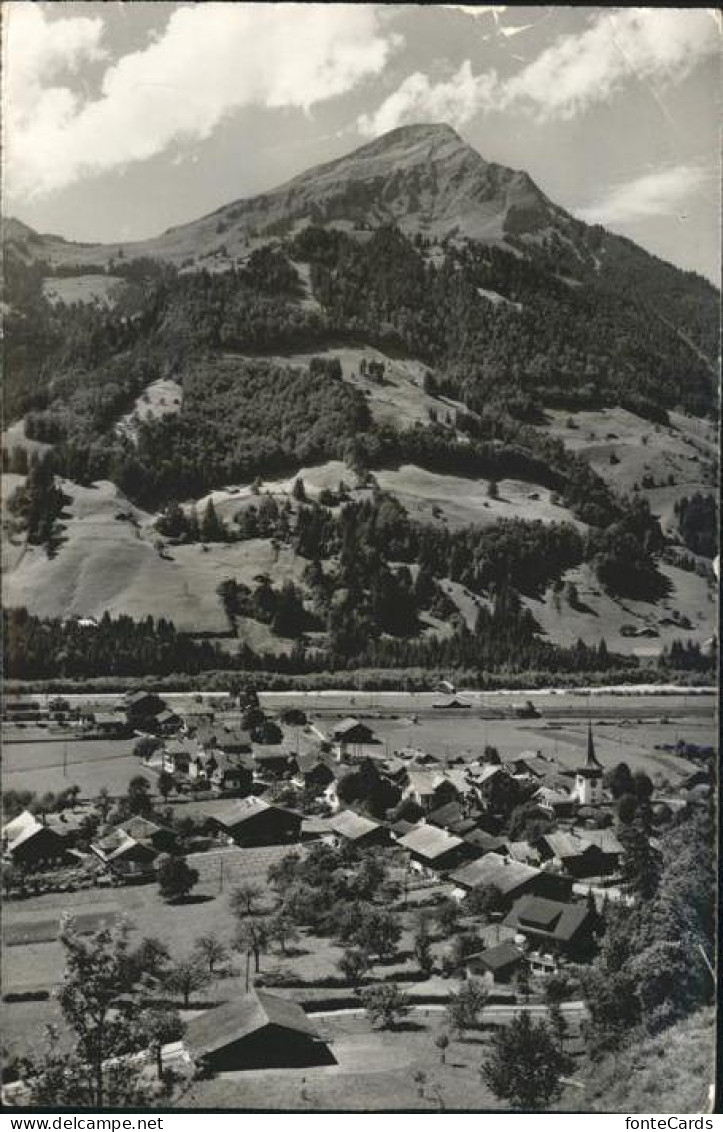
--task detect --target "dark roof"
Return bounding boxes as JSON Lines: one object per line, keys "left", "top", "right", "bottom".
{"left": 125, "top": 690, "right": 161, "bottom": 706}
{"left": 184, "top": 990, "right": 321, "bottom": 1056}
{"left": 504, "top": 894, "right": 592, "bottom": 942}
{"left": 427, "top": 801, "right": 466, "bottom": 829}
{"left": 576, "top": 722, "right": 603, "bottom": 776}
{"left": 391, "top": 819, "right": 418, "bottom": 836}
{"left": 475, "top": 940, "right": 525, "bottom": 972}
{"left": 463, "top": 830, "right": 508, "bottom": 854}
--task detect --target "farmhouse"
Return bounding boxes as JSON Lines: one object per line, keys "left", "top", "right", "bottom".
{"left": 503, "top": 893, "right": 595, "bottom": 959}
{"left": 91, "top": 711, "right": 131, "bottom": 738}
{"left": 330, "top": 809, "right": 389, "bottom": 849}
{"left": 2, "top": 811, "right": 70, "bottom": 870}
{"left": 292, "top": 752, "right": 335, "bottom": 792}
{"left": 330, "top": 718, "right": 376, "bottom": 751}
{"left": 403, "top": 769, "right": 458, "bottom": 812}
{"left": 124, "top": 690, "right": 166, "bottom": 726}
{"left": 154, "top": 707, "right": 181, "bottom": 737}
{"left": 533, "top": 830, "right": 616, "bottom": 879}
{"left": 209, "top": 796, "right": 301, "bottom": 847}
{"left": 91, "top": 829, "right": 158, "bottom": 879}
{"left": 450, "top": 851, "right": 572, "bottom": 907}
{"left": 183, "top": 990, "right": 335, "bottom": 1071}
{"left": 398, "top": 824, "right": 468, "bottom": 873}
{"left": 117, "top": 815, "right": 177, "bottom": 853}
{"left": 252, "top": 746, "right": 296, "bottom": 780}
{"left": 465, "top": 940, "right": 527, "bottom": 986}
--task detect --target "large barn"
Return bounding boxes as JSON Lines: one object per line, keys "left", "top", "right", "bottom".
{"left": 183, "top": 990, "right": 335, "bottom": 1071}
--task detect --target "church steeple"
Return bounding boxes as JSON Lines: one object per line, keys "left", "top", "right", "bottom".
{"left": 585, "top": 720, "right": 602, "bottom": 770}
{"left": 573, "top": 720, "right": 604, "bottom": 806}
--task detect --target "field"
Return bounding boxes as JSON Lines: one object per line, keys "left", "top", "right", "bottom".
{"left": 1, "top": 475, "right": 308, "bottom": 634}
{"left": 3, "top": 737, "right": 144, "bottom": 797}
{"left": 546, "top": 407, "right": 717, "bottom": 535}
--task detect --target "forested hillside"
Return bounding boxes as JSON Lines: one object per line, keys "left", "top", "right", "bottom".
{"left": 3, "top": 125, "right": 718, "bottom": 681}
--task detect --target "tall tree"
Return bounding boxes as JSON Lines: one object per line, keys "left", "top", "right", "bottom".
{"left": 480, "top": 1011, "right": 574, "bottom": 1110}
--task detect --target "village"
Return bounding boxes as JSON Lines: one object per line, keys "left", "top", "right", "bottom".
{"left": 2, "top": 683, "right": 714, "bottom": 1108}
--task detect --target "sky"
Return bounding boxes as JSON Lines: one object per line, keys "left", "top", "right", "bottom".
{"left": 3, "top": 3, "right": 720, "bottom": 282}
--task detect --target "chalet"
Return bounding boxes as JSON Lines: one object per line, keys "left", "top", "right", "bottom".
{"left": 403, "top": 770, "right": 458, "bottom": 812}
{"left": 124, "top": 690, "right": 165, "bottom": 727}
{"left": 503, "top": 894, "right": 595, "bottom": 959}
{"left": 253, "top": 746, "right": 296, "bottom": 780}
{"left": 196, "top": 724, "right": 252, "bottom": 756}
{"left": 330, "top": 718, "right": 376, "bottom": 752}
{"left": 154, "top": 707, "right": 181, "bottom": 737}
{"left": 209, "top": 796, "right": 301, "bottom": 847}
{"left": 330, "top": 810, "right": 389, "bottom": 849}
{"left": 465, "top": 940, "right": 527, "bottom": 986}
{"left": 532, "top": 831, "right": 613, "bottom": 879}
{"left": 503, "top": 752, "right": 552, "bottom": 780}
{"left": 292, "top": 752, "right": 335, "bottom": 792}
{"left": 427, "top": 801, "right": 479, "bottom": 835}
{"left": 183, "top": 990, "right": 335, "bottom": 1071}
{"left": 534, "top": 785, "right": 576, "bottom": 818}
{"left": 163, "top": 738, "right": 199, "bottom": 776}
{"left": 91, "top": 712, "right": 131, "bottom": 738}
{"left": 3, "top": 812, "right": 70, "bottom": 870}
{"left": 91, "top": 830, "right": 158, "bottom": 879}
{"left": 210, "top": 752, "right": 254, "bottom": 793}
{"left": 398, "top": 824, "right": 468, "bottom": 874}
{"left": 117, "top": 815, "right": 177, "bottom": 853}
{"left": 450, "top": 852, "right": 572, "bottom": 908}
{"left": 573, "top": 828, "right": 624, "bottom": 873}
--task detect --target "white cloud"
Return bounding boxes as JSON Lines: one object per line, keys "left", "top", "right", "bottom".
{"left": 4, "top": 3, "right": 400, "bottom": 198}
{"left": 504, "top": 8, "right": 720, "bottom": 120}
{"left": 359, "top": 8, "right": 719, "bottom": 135}
{"left": 358, "top": 61, "right": 498, "bottom": 136}
{"left": 575, "top": 164, "right": 709, "bottom": 226}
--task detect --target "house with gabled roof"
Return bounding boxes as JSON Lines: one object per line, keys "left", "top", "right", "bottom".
{"left": 465, "top": 939, "right": 527, "bottom": 986}
{"left": 207, "top": 796, "right": 301, "bottom": 847}
{"left": 183, "top": 989, "right": 335, "bottom": 1071}
{"left": 450, "top": 851, "right": 572, "bottom": 907}
{"left": 330, "top": 809, "right": 389, "bottom": 849}
{"left": 292, "top": 751, "right": 335, "bottom": 793}
{"left": 91, "top": 829, "right": 158, "bottom": 879}
{"left": 117, "top": 814, "right": 176, "bottom": 853}
{"left": 3, "top": 811, "right": 70, "bottom": 870}
{"left": 398, "top": 824, "right": 468, "bottom": 874}
{"left": 403, "top": 769, "right": 458, "bottom": 812}
{"left": 330, "top": 717, "right": 376, "bottom": 748}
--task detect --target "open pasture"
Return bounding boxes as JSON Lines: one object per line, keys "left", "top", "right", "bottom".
{"left": 2, "top": 737, "right": 146, "bottom": 798}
